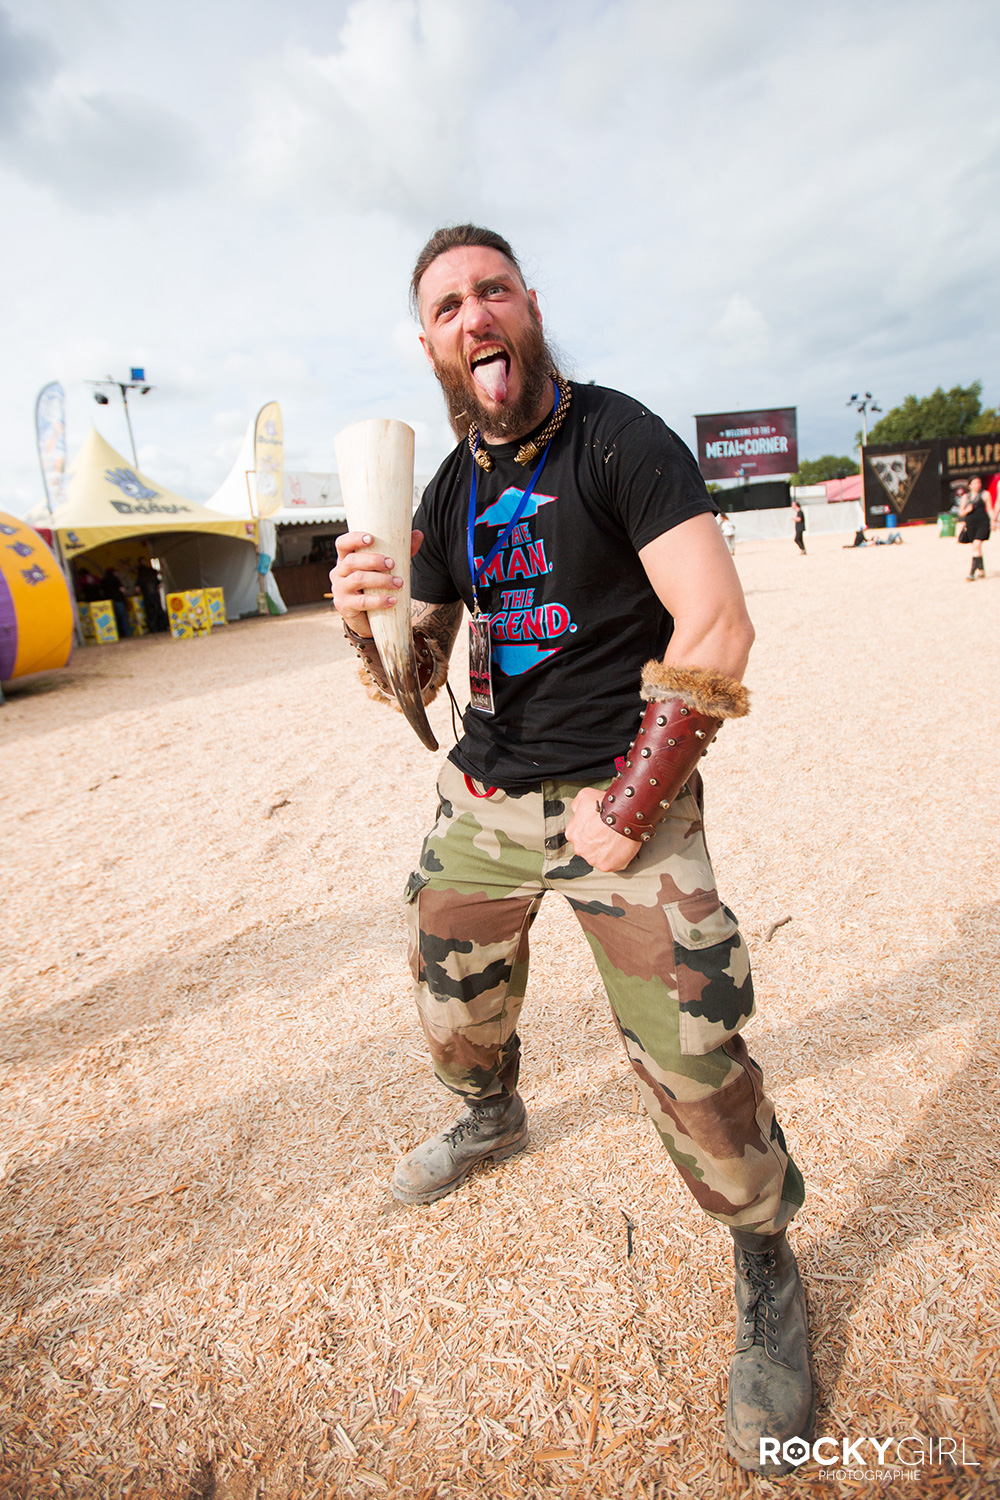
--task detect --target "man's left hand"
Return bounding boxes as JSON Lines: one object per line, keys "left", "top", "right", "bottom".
{"left": 567, "top": 788, "right": 642, "bottom": 872}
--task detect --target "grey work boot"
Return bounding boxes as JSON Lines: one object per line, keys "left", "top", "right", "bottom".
{"left": 725, "top": 1230, "right": 815, "bottom": 1476}
{"left": 391, "top": 1093, "right": 528, "bottom": 1205}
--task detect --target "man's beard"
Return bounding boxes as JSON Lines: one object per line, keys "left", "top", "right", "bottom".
{"left": 430, "top": 312, "right": 558, "bottom": 443}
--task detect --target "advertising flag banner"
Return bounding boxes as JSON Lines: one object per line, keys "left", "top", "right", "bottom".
{"left": 695, "top": 407, "right": 798, "bottom": 481}
{"left": 35, "top": 382, "right": 67, "bottom": 517}
{"left": 254, "top": 402, "right": 284, "bottom": 519}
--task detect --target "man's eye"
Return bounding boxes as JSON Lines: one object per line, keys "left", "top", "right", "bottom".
{"left": 437, "top": 301, "right": 458, "bottom": 319}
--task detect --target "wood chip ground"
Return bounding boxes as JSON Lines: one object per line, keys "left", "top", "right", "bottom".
{"left": 1, "top": 527, "right": 998, "bottom": 1498}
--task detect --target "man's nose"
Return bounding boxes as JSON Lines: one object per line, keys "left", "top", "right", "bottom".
{"left": 461, "top": 294, "right": 493, "bottom": 335}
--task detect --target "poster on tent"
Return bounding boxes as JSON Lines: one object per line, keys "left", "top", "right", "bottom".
{"left": 35, "top": 382, "right": 67, "bottom": 515}
{"left": 695, "top": 406, "right": 798, "bottom": 481}
{"left": 254, "top": 402, "right": 284, "bottom": 518}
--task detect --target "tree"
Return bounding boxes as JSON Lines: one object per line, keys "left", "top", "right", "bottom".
{"left": 790, "top": 455, "right": 857, "bottom": 485}
{"left": 864, "top": 381, "right": 1000, "bottom": 446}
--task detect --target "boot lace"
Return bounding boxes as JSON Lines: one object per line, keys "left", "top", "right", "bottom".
{"left": 739, "top": 1249, "right": 778, "bottom": 1348}
{"left": 443, "top": 1100, "right": 510, "bottom": 1147}
{"left": 442, "top": 1112, "right": 482, "bottom": 1147}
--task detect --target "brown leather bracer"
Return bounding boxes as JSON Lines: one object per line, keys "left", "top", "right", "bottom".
{"left": 599, "top": 663, "right": 750, "bottom": 844}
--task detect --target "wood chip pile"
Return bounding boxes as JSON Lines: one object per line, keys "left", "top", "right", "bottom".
{"left": 1, "top": 526, "right": 998, "bottom": 1499}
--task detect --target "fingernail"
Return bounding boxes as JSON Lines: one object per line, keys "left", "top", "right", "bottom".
{"left": 383, "top": 557, "right": 394, "bottom": 569}
{"left": 363, "top": 534, "right": 372, "bottom": 544}
{"left": 392, "top": 576, "right": 403, "bottom": 586}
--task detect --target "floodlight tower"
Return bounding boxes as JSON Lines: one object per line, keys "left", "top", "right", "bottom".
{"left": 88, "top": 369, "right": 155, "bottom": 467}
{"left": 847, "top": 392, "right": 882, "bottom": 446}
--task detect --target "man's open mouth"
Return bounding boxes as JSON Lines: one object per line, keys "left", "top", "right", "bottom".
{"left": 470, "top": 344, "right": 510, "bottom": 403}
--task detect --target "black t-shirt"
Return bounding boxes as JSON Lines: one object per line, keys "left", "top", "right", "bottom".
{"left": 412, "top": 381, "right": 714, "bottom": 789}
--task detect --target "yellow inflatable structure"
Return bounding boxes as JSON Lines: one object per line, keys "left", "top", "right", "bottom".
{"left": 0, "top": 511, "right": 74, "bottom": 681}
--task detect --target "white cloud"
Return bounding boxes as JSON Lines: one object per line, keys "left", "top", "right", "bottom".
{"left": 242, "top": 0, "right": 518, "bottom": 222}
{"left": 0, "top": 5, "right": 54, "bottom": 131}
{"left": 710, "top": 295, "right": 770, "bottom": 367}
{"left": 12, "top": 86, "right": 205, "bottom": 206}
{"left": 391, "top": 317, "right": 428, "bottom": 372}
{"left": 211, "top": 408, "right": 251, "bottom": 434}
{"left": 0, "top": 4, "right": 205, "bottom": 208}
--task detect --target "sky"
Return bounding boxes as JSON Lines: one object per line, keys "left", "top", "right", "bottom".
{"left": 2, "top": 0, "right": 999, "bottom": 513}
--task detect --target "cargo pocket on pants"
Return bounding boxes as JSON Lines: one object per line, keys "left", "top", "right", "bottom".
{"left": 666, "top": 901, "right": 755, "bottom": 1056}
{"left": 402, "top": 870, "right": 429, "bottom": 983}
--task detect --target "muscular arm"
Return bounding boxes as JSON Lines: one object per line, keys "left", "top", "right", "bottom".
{"left": 567, "top": 511, "right": 754, "bottom": 871}
{"left": 639, "top": 511, "right": 755, "bottom": 679}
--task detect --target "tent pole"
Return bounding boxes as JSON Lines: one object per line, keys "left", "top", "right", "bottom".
{"left": 56, "top": 532, "right": 85, "bottom": 648}
{"left": 120, "top": 385, "right": 139, "bottom": 468}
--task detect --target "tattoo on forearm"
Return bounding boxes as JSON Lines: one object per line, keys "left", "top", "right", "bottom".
{"left": 411, "top": 599, "right": 464, "bottom": 660}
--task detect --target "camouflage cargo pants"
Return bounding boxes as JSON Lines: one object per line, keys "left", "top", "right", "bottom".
{"left": 404, "top": 760, "right": 805, "bottom": 1234}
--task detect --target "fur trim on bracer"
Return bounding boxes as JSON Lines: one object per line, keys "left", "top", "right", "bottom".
{"left": 641, "top": 661, "right": 750, "bottom": 719}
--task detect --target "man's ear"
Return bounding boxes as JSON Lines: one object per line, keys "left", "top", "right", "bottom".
{"left": 418, "top": 332, "right": 435, "bottom": 367}
{"left": 528, "top": 288, "right": 542, "bottom": 327}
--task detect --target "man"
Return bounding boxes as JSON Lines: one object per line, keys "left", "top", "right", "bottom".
{"left": 101, "top": 566, "right": 132, "bottom": 638}
{"left": 331, "top": 225, "right": 812, "bottom": 1476}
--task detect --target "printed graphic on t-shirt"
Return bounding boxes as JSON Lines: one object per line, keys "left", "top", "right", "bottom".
{"left": 473, "top": 486, "right": 576, "bottom": 676}
{"left": 479, "top": 487, "right": 558, "bottom": 527}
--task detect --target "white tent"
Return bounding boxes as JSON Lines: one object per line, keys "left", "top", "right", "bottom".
{"left": 208, "top": 415, "right": 258, "bottom": 518}
{"left": 206, "top": 413, "right": 287, "bottom": 613}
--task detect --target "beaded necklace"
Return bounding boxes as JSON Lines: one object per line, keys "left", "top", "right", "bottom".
{"left": 466, "top": 370, "right": 572, "bottom": 472}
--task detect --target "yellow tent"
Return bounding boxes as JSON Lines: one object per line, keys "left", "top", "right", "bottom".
{"left": 53, "top": 429, "right": 256, "bottom": 556}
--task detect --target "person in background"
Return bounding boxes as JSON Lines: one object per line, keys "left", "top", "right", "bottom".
{"left": 791, "top": 497, "right": 806, "bottom": 555}
{"left": 719, "top": 513, "right": 736, "bottom": 555}
{"left": 958, "top": 477, "right": 990, "bottom": 580}
{"left": 101, "top": 567, "right": 132, "bottom": 637}
{"left": 74, "top": 568, "right": 102, "bottom": 602}
{"left": 136, "top": 559, "right": 167, "bottom": 631}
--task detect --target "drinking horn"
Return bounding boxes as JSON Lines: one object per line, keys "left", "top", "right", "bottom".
{"left": 334, "top": 417, "right": 438, "bottom": 752}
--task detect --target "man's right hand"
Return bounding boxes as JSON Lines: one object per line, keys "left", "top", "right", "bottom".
{"left": 330, "top": 530, "right": 423, "bottom": 638}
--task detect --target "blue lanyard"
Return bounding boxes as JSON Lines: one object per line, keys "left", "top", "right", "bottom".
{"left": 467, "top": 382, "right": 559, "bottom": 614}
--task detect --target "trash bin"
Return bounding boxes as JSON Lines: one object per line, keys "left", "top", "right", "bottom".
{"left": 938, "top": 512, "right": 956, "bottom": 537}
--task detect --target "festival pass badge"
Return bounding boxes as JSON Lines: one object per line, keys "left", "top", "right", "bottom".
{"left": 468, "top": 611, "right": 495, "bottom": 714}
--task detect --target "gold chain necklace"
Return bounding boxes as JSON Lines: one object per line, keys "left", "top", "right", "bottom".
{"left": 467, "top": 371, "right": 572, "bottom": 472}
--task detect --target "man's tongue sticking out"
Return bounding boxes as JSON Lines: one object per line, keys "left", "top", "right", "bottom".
{"left": 471, "top": 350, "right": 509, "bottom": 404}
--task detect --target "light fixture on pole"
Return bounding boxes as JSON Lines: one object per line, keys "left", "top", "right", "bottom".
{"left": 847, "top": 392, "right": 882, "bottom": 447}
{"left": 87, "top": 369, "right": 155, "bottom": 467}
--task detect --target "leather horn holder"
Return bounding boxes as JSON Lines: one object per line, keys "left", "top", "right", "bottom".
{"left": 343, "top": 621, "right": 444, "bottom": 707}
